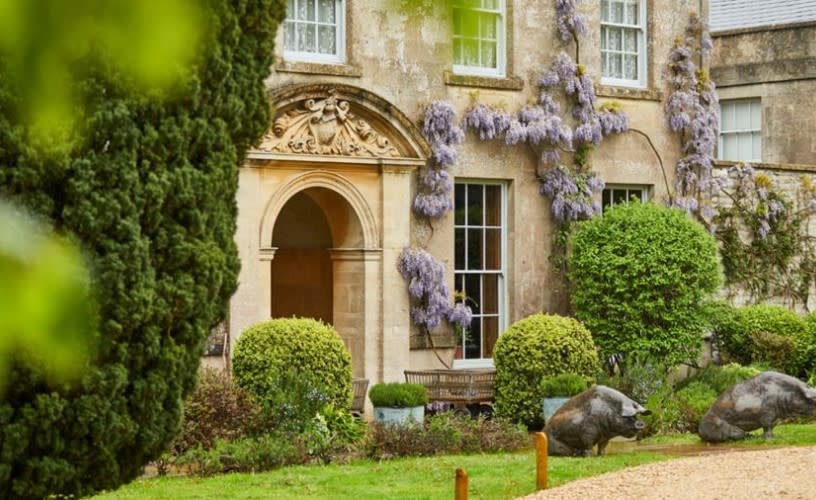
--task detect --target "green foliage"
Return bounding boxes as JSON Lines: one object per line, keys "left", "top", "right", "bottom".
{"left": 0, "top": 1, "right": 286, "bottom": 497}
{"left": 368, "top": 382, "right": 428, "bottom": 408}
{"left": 568, "top": 202, "right": 722, "bottom": 367}
{"left": 175, "top": 434, "right": 306, "bottom": 476}
{"left": 676, "top": 363, "right": 764, "bottom": 395}
{"left": 494, "top": 313, "right": 599, "bottom": 428}
{"left": 172, "top": 368, "right": 263, "bottom": 454}
{"left": 714, "top": 304, "right": 807, "bottom": 375}
{"left": 232, "top": 318, "right": 353, "bottom": 425}
{"left": 364, "top": 412, "right": 530, "bottom": 459}
{"left": 303, "top": 404, "right": 366, "bottom": 464}
{"left": 799, "top": 313, "right": 816, "bottom": 379}
{"left": 539, "top": 373, "right": 591, "bottom": 398}
{"left": 596, "top": 353, "right": 669, "bottom": 404}
{"left": 0, "top": 202, "right": 96, "bottom": 395}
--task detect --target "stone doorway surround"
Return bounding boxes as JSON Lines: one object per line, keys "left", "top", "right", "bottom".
{"left": 229, "top": 83, "right": 429, "bottom": 384}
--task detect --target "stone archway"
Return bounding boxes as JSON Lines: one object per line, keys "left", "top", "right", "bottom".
{"left": 230, "top": 83, "right": 429, "bottom": 383}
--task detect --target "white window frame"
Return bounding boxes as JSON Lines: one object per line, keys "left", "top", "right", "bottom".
{"left": 600, "top": 0, "right": 647, "bottom": 88}
{"left": 718, "top": 99, "right": 762, "bottom": 162}
{"left": 602, "top": 184, "right": 650, "bottom": 211}
{"left": 452, "top": 0, "right": 506, "bottom": 78}
{"left": 283, "top": 0, "right": 345, "bottom": 64}
{"left": 453, "top": 181, "right": 508, "bottom": 369}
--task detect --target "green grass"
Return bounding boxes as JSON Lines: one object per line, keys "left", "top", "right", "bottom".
{"left": 95, "top": 424, "right": 816, "bottom": 500}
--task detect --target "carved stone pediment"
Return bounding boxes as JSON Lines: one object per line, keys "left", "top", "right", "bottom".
{"left": 256, "top": 89, "right": 401, "bottom": 158}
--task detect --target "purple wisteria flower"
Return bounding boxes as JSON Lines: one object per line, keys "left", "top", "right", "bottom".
{"left": 398, "top": 247, "right": 472, "bottom": 331}
{"left": 462, "top": 103, "right": 513, "bottom": 141}
{"left": 555, "top": 0, "right": 588, "bottom": 42}
{"left": 539, "top": 165, "right": 604, "bottom": 224}
{"left": 416, "top": 101, "right": 465, "bottom": 219}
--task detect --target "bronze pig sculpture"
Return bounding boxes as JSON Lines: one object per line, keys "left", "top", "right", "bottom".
{"left": 544, "top": 385, "right": 651, "bottom": 456}
{"left": 699, "top": 371, "right": 816, "bottom": 443}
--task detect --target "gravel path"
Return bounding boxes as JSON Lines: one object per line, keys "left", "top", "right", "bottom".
{"left": 525, "top": 446, "right": 816, "bottom": 500}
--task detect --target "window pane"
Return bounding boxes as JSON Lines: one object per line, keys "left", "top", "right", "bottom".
{"left": 602, "top": 189, "right": 611, "bottom": 209}
{"left": 306, "top": 0, "right": 316, "bottom": 21}
{"left": 463, "top": 39, "right": 479, "bottom": 66}
{"left": 482, "top": 0, "right": 497, "bottom": 9}
{"left": 455, "top": 228, "right": 465, "bottom": 270}
{"left": 483, "top": 316, "right": 498, "bottom": 358}
{"left": 624, "top": 30, "right": 637, "bottom": 52}
{"left": 465, "top": 274, "right": 481, "bottom": 314}
{"left": 723, "top": 134, "right": 737, "bottom": 160}
{"left": 485, "top": 228, "right": 501, "bottom": 270}
{"left": 736, "top": 102, "right": 750, "bottom": 129}
{"left": 601, "top": 52, "right": 609, "bottom": 76}
{"left": 625, "top": 1, "right": 638, "bottom": 24}
{"left": 611, "top": 1, "right": 624, "bottom": 23}
{"left": 453, "top": 8, "right": 463, "bottom": 36}
{"left": 481, "top": 41, "right": 497, "bottom": 69}
{"left": 601, "top": 27, "right": 609, "bottom": 50}
{"left": 750, "top": 101, "right": 761, "bottom": 129}
{"left": 465, "top": 318, "right": 481, "bottom": 359}
{"left": 467, "top": 184, "right": 483, "bottom": 225}
{"left": 318, "top": 25, "right": 336, "bottom": 54}
{"left": 610, "top": 53, "right": 622, "bottom": 78}
{"left": 601, "top": 0, "right": 610, "bottom": 21}
{"left": 613, "top": 189, "right": 627, "bottom": 205}
{"left": 721, "top": 102, "right": 735, "bottom": 131}
{"left": 462, "top": 10, "right": 479, "bottom": 37}
{"left": 297, "top": 23, "right": 316, "bottom": 52}
{"left": 285, "top": 22, "right": 296, "bottom": 50}
{"left": 609, "top": 28, "right": 622, "bottom": 50}
{"left": 483, "top": 274, "right": 498, "bottom": 314}
{"left": 738, "top": 133, "right": 753, "bottom": 160}
{"left": 468, "top": 228, "right": 484, "bottom": 270}
{"left": 752, "top": 132, "right": 761, "bottom": 160}
{"left": 624, "top": 54, "right": 638, "bottom": 80}
{"left": 455, "top": 184, "right": 466, "bottom": 225}
{"left": 318, "top": 0, "right": 335, "bottom": 23}
{"left": 288, "top": 0, "right": 295, "bottom": 18}
{"left": 485, "top": 185, "right": 501, "bottom": 225}
{"left": 481, "top": 12, "right": 497, "bottom": 39}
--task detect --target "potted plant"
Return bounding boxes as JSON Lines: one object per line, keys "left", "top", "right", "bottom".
{"left": 540, "top": 373, "right": 591, "bottom": 421}
{"left": 368, "top": 382, "right": 428, "bottom": 425}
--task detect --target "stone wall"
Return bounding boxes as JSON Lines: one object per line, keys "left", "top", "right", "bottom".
{"left": 711, "top": 22, "right": 816, "bottom": 165}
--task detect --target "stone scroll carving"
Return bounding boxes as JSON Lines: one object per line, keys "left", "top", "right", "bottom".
{"left": 256, "top": 89, "right": 401, "bottom": 158}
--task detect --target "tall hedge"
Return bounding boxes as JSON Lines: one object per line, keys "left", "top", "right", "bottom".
{"left": 568, "top": 202, "right": 721, "bottom": 368}
{"left": 0, "top": 1, "right": 285, "bottom": 497}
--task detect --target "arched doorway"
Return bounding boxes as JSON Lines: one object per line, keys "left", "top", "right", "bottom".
{"left": 270, "top": 190, "right": 334, "bottom": 322}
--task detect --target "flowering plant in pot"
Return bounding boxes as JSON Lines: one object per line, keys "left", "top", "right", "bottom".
{"left": 368, "top": 382, "right": 429, "bottom": 425}
{"left": 540, "top": 373, "right": 591, "bottom": 421}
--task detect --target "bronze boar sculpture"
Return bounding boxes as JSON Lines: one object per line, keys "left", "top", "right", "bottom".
{"left": 544, "top": 385, "right": 651, "bottom": 456}
{"left": 698, "top": 371, "right": 816, "bottom": 443}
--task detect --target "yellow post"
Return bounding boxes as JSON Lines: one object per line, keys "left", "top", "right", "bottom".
{"left": 455, "top": 468, "right": 468, "bottom": 500}
{"left": 535, "top": 432, "right": 549, "bottom": 490}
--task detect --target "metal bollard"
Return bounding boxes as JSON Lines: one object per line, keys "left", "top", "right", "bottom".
{"left": 535, "top": 432, "right": 548, "bottom": 490}
{"left": 455, "top": 467, "right": 468, "bottom": 500}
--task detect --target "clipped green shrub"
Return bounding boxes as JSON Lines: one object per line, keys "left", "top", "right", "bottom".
{"left": 173, "top": 368, "right": 263, "bottom": 453}
{"left": 715, "top": 304, "right": 806, "bottom": 374}
{"left": 569, "top": 202, "right": 721, "bottom": 368}
{"left": 368, "top": 383, "right": 428, "bottom": 407}
{"left": 539, "top": 373, "right": 591, "bottom": 398}
{"left": 494, "top": 313, "right": 599, "bottom": 429}
{"left": 232, "top": 318, "right": 353, "bottom": 427}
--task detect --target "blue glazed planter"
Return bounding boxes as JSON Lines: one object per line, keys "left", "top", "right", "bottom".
{"left": 542, "top": 397, "right": 571, "bottom": 421}
{"left": 373, "top": 406, "right": 424, "bottom": 425}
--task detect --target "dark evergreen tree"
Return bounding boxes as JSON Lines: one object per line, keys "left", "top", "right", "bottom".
{"left": 0, "top": 1, "right": 285, "bottom": 496}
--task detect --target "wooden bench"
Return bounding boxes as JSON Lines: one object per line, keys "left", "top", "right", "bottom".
{"left": 404, "top": 369, "right": 496, "bottom": 405}
{"left": 351, "top": 378, "right": 369, "bottom": 417}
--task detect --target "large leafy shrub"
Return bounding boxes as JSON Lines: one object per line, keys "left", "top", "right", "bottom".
{"left": 494, "top": 313, "right": 599, "bottom": 429}
{"left": 0, "top": 1, "right": 285, "bottom": 497}
{"left": 232, "top": 318, "right": 353, "bottom": 428}
{"left": 715, "top": 304, "right": 807, "bottom": 375}
{"left": 569, "top": 202, "right": 721, "bottom": 368}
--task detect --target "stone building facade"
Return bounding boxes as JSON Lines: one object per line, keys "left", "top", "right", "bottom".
{"left": 710, "top": 2, "right": 816, "bottom": 309}
{"left": 210, "top": 0, "right": 706, "bottom": 383}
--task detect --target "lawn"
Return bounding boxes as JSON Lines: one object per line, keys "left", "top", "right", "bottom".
{"left": 95, "top": 424, "right": 816, "bottom": 500}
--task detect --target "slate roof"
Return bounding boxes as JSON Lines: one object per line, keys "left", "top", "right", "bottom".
{"left": 710, "top": 0, "right": 816, "bottom": 32}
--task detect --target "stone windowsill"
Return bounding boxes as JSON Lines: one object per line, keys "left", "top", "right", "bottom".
{"left": 596, "top": 85, "right": 664, "bottom": 102}
{"left": 443, "top": 71, "right": 525, "bottom": 91}
{"left": 275, "top": 60, "right": 362, "bottom": 78}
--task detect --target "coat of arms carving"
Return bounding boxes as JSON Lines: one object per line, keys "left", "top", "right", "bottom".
{"left": 256, "top": 90, "right": 400, "bottom": 157}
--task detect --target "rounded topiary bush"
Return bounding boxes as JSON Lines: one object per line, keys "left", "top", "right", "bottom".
{"left": 494, "top": 313, "right": 598, "bottom": 429}
{"left": 232, "top": 318, "right": 352, "bottom": 420}
{"left": 715, "top": 304, "right": 807, "bottom": 375}
{"left": 569, "top": 202, "right": 721, "bottom": 368}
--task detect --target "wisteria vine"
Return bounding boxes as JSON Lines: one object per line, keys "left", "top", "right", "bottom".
{"left": 664, "top": 12, "right": 721, "bottom": 223}
{"left": 414, "top": 101, "right": 464, "bottom": 218}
